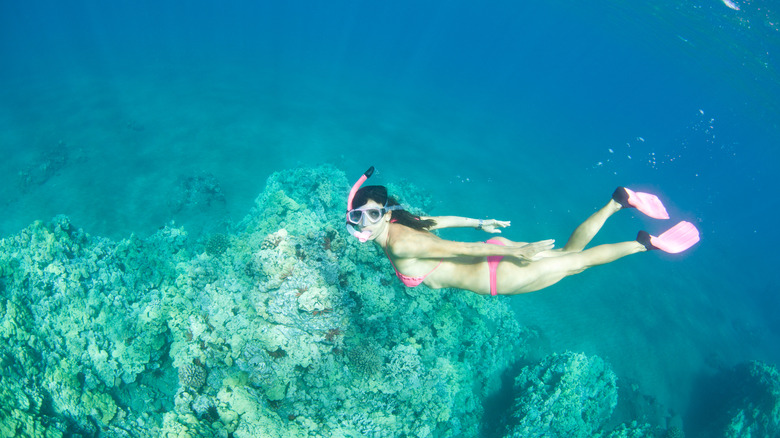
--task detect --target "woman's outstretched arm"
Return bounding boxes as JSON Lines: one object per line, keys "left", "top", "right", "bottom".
{"left": 421, "top": 216, "right": 510, "bottom": 233}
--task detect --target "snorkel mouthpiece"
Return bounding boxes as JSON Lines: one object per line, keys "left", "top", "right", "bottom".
{"left": 346, "top": 166, "right": 376, "bottom": 242}
{"left": 353, "top": 230, "right": 372, "bottom": 243}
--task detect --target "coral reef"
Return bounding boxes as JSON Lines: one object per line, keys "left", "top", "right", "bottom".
{"left": 503, "top": 352, "right": 665, "bottom": 438}
{"left": 663, "top": 425, "right": 684, "bottom": 438}
{"left": 504, "top": 352, "right": 619, "bottom": 437}
{"left": 179, "top": 362, "right": 207, "bottom": 390}
{"left": 688, "top": 360, "right": 780, "bottom": 437}
{"left": 0, "top": 165, "right": 532, "bottom": 437}
{"left": 722, "top": 361, "right": 780, "bottom": 437}
{"left": 0, "top": 214, "right": 186, "bottom": 436}
{"left": 346, "top": 344, "right": 384, "bottom": 375}
{"left": 204, "top": 233, "right": 230, "bottom": 256}
{"left": 605, "top": 421, "right": 658, "bottom": 437}
{"left": 6, "top": 164, "right": 756, "bottom": 437}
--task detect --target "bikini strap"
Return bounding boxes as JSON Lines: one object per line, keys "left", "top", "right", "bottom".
{"left": 383, "top": 244, "right": 443, "bottom": 284}
{"left": 382, "top": 245, "right": 403, "bottom": 276}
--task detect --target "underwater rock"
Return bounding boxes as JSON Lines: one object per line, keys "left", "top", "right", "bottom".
{"left": 16, "top": 141, "right": 70, "bottom": 193}
{"left": 0, "top": 374, "right": 68, "bottom": 437}
{"left": 722, "top": 361, "right": 780, "bottom": 437}
{"left": 170, "top": 172, "right": 226, "bottom": 214}
{"left": 0, "top": 216, "right": 190, "bottom": 433}
{"left": 689, "top": 360, "right": 780, "bottom": 437}
{"left": 505, "top": 351, "right": 619, "bottom": 437}
{"left": 610, "top": 375, "right": 676, "bottom": 436}
{"left": 0, "top": 165, "right": 538, "bottom": 437}
{"left": 605, "top": 421, "right": 659, "bottom": 437}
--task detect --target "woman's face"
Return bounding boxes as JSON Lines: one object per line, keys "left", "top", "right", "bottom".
{"left": 352, "top": 199, "right": 391, "bottom": 240}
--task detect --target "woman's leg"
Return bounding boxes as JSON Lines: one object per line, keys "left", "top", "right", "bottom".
{"left": 502, "top": 240, "right": 646, "bottom": 294}
{"left": 561, "top": 199, "right": 623, "bottom": 252}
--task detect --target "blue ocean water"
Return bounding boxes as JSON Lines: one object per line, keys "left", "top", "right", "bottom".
{"left": 1, "top": 0, "right": 778, "bottom": 436}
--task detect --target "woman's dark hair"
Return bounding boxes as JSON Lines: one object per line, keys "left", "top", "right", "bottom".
{"left": 351, "top": 185, "right": 436, "bottom": 231}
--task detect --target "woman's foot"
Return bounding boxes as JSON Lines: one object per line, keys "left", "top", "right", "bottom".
{"left": 637, "top": 221, "right": 700, "bottom": 253}
{"left": 612, "top": 187, "right": 670, "bottom": 219}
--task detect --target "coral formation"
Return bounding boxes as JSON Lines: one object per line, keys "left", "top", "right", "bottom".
{"left": 205, "top": 232, "right": 230, "bottom": 256}
{"left": 4, "top": 164, "right": 755, "bottom": 437}
{"left": 505, "top": 352, "right": 619, "bottom": 437}
{"left": 179, "top": 362, "right": 207, "bottom": 390}
{"left": 347, "top": 344, "right": 384, "bottom": 375}
{"left": 663, "top": 425, "right": 685, "bottom": 438}
{"left": 502, "top": 352, "right": 667, "bottom": 438}
{"left": 722, "top": 361, "right": 780, "bottom": 437}
{"left": 689, "top": 360, "right": 780, "bottom": 437}
{"left": 604, "top": 421, "right": 658, "bottom": 437}
{"left": 0, "top": 165, "right": 531, "bottom": 437}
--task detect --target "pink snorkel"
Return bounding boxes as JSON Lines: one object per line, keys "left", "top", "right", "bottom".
{"left": 346, "top": 166, "right": 375, "bottom": 242}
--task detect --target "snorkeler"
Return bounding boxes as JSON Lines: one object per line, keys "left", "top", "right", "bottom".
{"left": 346, "top": 167, "right": 700, "bottom": 295}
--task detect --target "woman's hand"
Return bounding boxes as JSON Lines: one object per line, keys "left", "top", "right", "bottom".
{"left": 481, "top": 219, "right": 510, "bottom": 234}
{"left": 515, "top": 239, "right": 555, "bottom": 261}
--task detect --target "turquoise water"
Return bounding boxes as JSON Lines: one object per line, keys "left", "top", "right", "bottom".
{"left": 1, "top": 1, "right": 779, "bottom": 436}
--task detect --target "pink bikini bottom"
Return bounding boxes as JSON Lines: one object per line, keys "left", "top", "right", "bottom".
{"left": 485, "top": 239, "right": 505, "bottom": 296}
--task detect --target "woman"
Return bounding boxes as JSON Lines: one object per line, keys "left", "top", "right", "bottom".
{"left": 346, "top": 167, "right": 699, "bottom": 295}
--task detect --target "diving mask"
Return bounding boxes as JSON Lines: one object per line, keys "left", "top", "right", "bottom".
{"left": 346, "top": 204, "right": 402, "bottom": 226}
{"left": 346, "top": 166, "right": 403, "bottom": 242}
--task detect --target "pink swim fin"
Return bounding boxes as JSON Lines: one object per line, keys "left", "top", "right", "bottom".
{"left": 637, "top": 221, "right": 700, "bottom": 253}
{"left": 613, "top": 187, "right": 670, "bottom": 220}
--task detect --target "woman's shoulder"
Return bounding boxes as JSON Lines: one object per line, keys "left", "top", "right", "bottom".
{"left": 390, "top": 222, "right": 430, "bottom": 239}
{"left": 387, "top": 224, "right": 437, "bottom": 258}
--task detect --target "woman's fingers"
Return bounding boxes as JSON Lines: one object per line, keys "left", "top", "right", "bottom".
{"left": 531, "top": 239, "right": 555, "bottom": 250}
{"left": 484, "top": 219, "right": 511, "bottom": 233}
{"left": 518, "top": 240, "right": 555, "bottom": 259}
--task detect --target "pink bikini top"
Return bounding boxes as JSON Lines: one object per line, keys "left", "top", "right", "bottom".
{"left": 382, "top": 245, "right": 442, "bottom": 287}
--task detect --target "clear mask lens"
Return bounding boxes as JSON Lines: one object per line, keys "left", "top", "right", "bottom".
{"left": 347, "top": 207, "right": 384, "bottom": 225}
